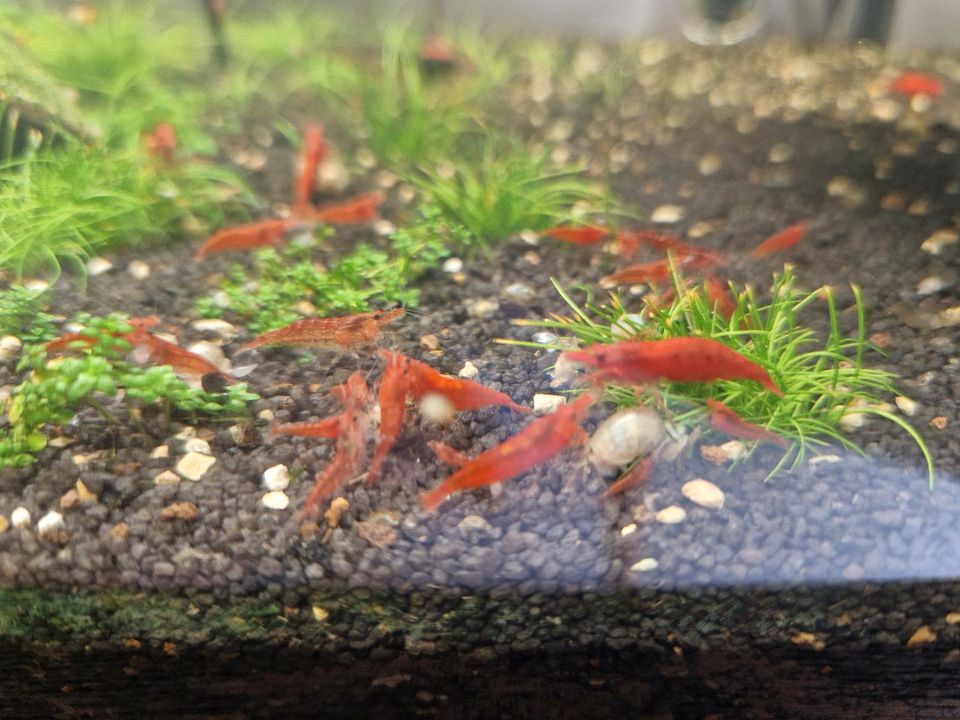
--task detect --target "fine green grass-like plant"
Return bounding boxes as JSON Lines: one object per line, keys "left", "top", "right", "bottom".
{"left": 0, "top": 313, "right": 258, "bottom": 468}
{"left": 0, "top": 284, "right": 57, "bottom": 344}
{"left": 508, "top": 266, "right": 934, "bottom": 485}
{"left": 197, "top": 205, "right": 457, "bottom": 334}
{"left": 409, "top": 139, "right": 611, "bottom": 256}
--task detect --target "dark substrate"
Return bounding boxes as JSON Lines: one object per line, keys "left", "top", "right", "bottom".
{"left": 3, "top": 40, "right": 960, "bottom": 718}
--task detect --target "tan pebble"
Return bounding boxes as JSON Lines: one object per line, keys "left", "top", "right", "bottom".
{"left": 945, "top": 612, "right": 960, "bottom": 625}
{"left": 620, "top": 523, "right": 637, "bottom": 537}
{"left": 86, "top": 257, "right": 113, "bottom": 276}
{"left": 869, "top": 332, "right": 891, "bottom": 348}
{"left": 768, "top": 143, "right": 793, "bottom": 163}
{"left": 895, "top": 396, "right": 919, "bottom": 417}
{"left": 175, "top": 427, "right": 197, "bottom": 441}
{"left": 128, "top": 261, "right": 151, "bottom": 279}
{"left": 907, "top": 199, "right": 930, "bottom": 216}
{"left": 880, "top": 192, "right": 906, "bottom": 210}
{"left": 191, "top": 319, "right": 238, "bottom": 338}
{"left": 442, "top": 257, "right": 463, "bottom": 273}
{"left": 175, "top": 452, "right": 216, "bottom": 481}
{"left": 451, "top": 271, "right": 467, "bottom": 285}
{"left": 519, "top": 230, "right": 540, "bottom": 246}
{"left": 184, "top": 437, "right": 212, "bottom": 455}
{"left": 110, "top": 522, "right": 129, "bottom": 540}
{"left": 161, "top": 502, "right": 199, "bottom": 521}
{"left": 373, "top": 220, "right": 396, "bottom": 236}
{"left": 650, "top": 204, "right": 685, "bottom": 224}
{"left": 687, "top": 221, "right": 715, "bottom": 238}
{"left": 60, "top": 489, "right": 80, "bottom": 510}
{"left": 355, "top": 519, "right": 399, "bottom": 548}
{"left": 681, "top": 479, "right": 725, "bottom": 509}
{"left": 698, "top": 153, "right": 723, "bottom": 176}
{"left": 630, "top": 558, "right": 658, "bottom": 572}
{"left": 522, "top": 251, "right": 542, "bottom": 266}
{"left": 312, "top": 606, "right": 330, "bottom": 622}
{"left": 467, "top": 300, "right": 499, "bottom": 320}
{"left": 258, "top": 409, "right": 274, "bottom": 422}
{"left": 420, "top": 334, "right": 441, "bottom": 351}
{"left": 324, "top": 497, "right": 349, "bottom": 528}
{"left": 809, "top": 454, "right": 841, "bottom": 464}
{"left": 655, "top": 505, "right": 686, "bottom": 524}
{"left": 929, "top": 416, "right": 948, "bottom": 429}
{"left": 906, "top": 625, "right": 936, "bottom": 647}
{"left": 419, "top": 393, "right": 456, "bottom": 425}
{"left": 154, "top": 470, "right": 181, "bottom": 485}
{"left": 920, "top": 228, "right": 958, "bottom": 255}
{"left": 0, "top": 515, "right": 8, "bottom": 534}
{"left": 0, "top": 335, "right": 22, "bottom": 361}
{"left": 791, "top": 632, "right": 825, "bottom": 651}
{"left": 150, "top": 444, "right": 170, "bottom": 459}
{"left": 47, "top": 435, "right": 74, "bottom": 449}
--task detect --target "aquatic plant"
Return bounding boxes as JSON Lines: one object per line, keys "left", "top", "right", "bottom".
{"left": 508, "top": 266, "right": 934, "bottom": 485}
{"left": 408, "top": 138, "right": 611, "bottom": 256}
{"left": 0, "top": 284, "right": 56, "bottom": 344}
{"left": 197, "top": 205, "right": 455, "bottom": 334}
{"left": 0, "top": 313, "right": 257, "bottom": 468}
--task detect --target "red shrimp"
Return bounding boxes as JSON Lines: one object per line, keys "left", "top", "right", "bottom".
{"left": 602, "top": 455, "right": 654, "bottom": 498}
{"left": 562, "top": 337, "right": 783, "bottom": 395}
{"left": 706, "top": 398, "right": 789, "bottom": 448}
{"left": 420, "top": 392, "right": 596, "bottom": 513}
{"left": 293, "top": 124, "right": 326, "bottom": 213}
{"left": 309, "top": 192, "right": 384, "bottom": 224}
{"left": 270, "top": 416, "right": 341, "bottom": 439}
{"left": 242, "top": 309, "right": 404, "bottom": 352}
{"left": 890, "top": 71, "right": 945, "bottom": 99}
{"left": 703, "top": 275, "right": 738, "bottom": 321}
{"left": 749, "top": 222, "right": 809, "bottom": 258}
{"left": 366, "top": 350, "right": 412, "bottom": 486}
{"left": 542, "top": 225, "right": 610, "bottom": 246}
{"left": 193, "top": 217, "right": 304, "bottom": 260}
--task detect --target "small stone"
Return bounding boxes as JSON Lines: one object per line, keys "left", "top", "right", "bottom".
{"left": 451, "top": 271, "right": 467, "bottom": 285}
{"left": 467, "top": 299, "right": 499, "bottom": 319}
{"left": 533, "top": 394, "right": 565, "bottom": 416}
{"left": 47, "top": 435, "right": 73, "bottom": 449}
{"left": 262, "top": 464, "right": 290, "bottom": 491}
{"left": 920, "top": 229, "right": 958, "bottom": 255}
{"left": 0, "top": 335, "right": 22, "bottom": 361}
{"left": 261, "top": 491, "right": 290, "bottom": 511}
{"left": 154, "top": 470, "right": 180, "bottom": 485}
{"left": 175, "top": 426, "right": 197, "bottom": 441}
{"left": 149, "top": 444, "right": 169, "bottom": 459}
{"left": 86, "top": 257, "right": 113, "bottom": 276}
{"left": 906, "top": 625, "right": 936, "bottom": 647}
{"left": 917, "top": 276, "right": 949, "bottom": 295}
{"left": 419, "top": 392, "right": 456, "bottom": 425}
{"left": 700, "top": 441, "right": 744, "bottom": 465}
{"left": 11, "top": 507, "right": 31, "bottom": 528}
{"left": 502, "top": 283, "right": 536, "bottom": 304}
{"left": 791, "top": 632, "right": 825, "bottom": 651}
{"left": 655, "top": 505, "right": 686, "bottom": 524}
{"left": 809, "top": 454, "right": 841, "bottom": 464}
{"left": 127, "top": 260, "right": 150, "bottom": 279}
{"left": 620, "top": 523, "right": 637, "bottom": 537}
{"left": 373, "top": 220, "right": 396, "bottom": 236}
{"left": 519, "top": 230, "right": 540, "bottom": 245}
{"left": 186, "top": 341, "right": 229, "bottom": 373}
{"left": 191, "top": 318, "right": 238, "bottom": 338}
{"left": 0, "top": 516, "right": 8, "bottom": 534}
{"left": 929, "top": 416, "right": 948, "bottom": 429}
{"left": 681, "top": 479, "right": 725, "bottom": 509}
{"left": 442, "top": 258, "right": 463, "bottom": 273}
{"left": 420, "top": 334, "right": 441, "bottom": 351}
{"left": 37, "top": 510, "right": 65, "bottom": 538}
{"left": 588, "top": 407, "right": 665, "bottom": 471}
{"left": 161, "top": 502, "right": 199, "bottom": 521}
{"left": 458, "top": 361, "right": 479, "bottom": 380}
{"left": 258, "top": 409, "right": 274, "bottom": 422}
{"left": 312, "top": 606, "right": 329, "bottom": 622}
{"left": 880, "top": 192, "right": 906, "bottom": 210}
{"left": 60, "top": 489, "right": 79, "bottom": 510}
{"left": 521, "top": 251, "right": 541, "bottom": 266}
{"left": 324, "top": 497, "right": 349, "bottom": 528}
{"left": 531, "top": 331, "right": 557, "bottom": 345}
{"left": 907, "top": 199, "right": 930, "bottom": 216}
{"left": 895, "top": 396, "right": 919, "bottom": 417}
{"left": 110, "top": 522, "right": 128, "bottom": 540}
{"left": 184, "top": 437, "right": 212, "bottom": 455}
{"left": 175, "top": 452, "right": 216, "bottom": 481}
{"left": 630, "top": 558, "right": 658, "bottom": 572}
{"left": 768, "top": 143, "right": 793, "bottom": 163}
{"left": 698, "top": 153, "right": 723, "bottom": 176}
{"left": 945, "top": 612, "right": 960, "bottom": 625}
{"left": 650, "top": 204, "right": 685, "bottom": 223}
{"left": 457, "top": 514, "right": 494, "bottom": 537}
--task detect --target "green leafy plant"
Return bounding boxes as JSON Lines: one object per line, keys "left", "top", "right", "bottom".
{"left": 0, "top": 313, "right": 258, "bottom": 468}
{"left": 509, "top": 266, "right": 933, "bottom": 485}
{"left": 198, "top": 206, "right": 456, "bottom": 333}
{"left": 0, "top": 284, "right": 57, "bottom": 344}
{"left": 409, "top": 139, "right": 611, "bottom": 256}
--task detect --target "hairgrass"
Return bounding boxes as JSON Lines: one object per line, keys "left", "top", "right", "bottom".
{"left": 407, "top": 136, "right": 611, "bottom": 257}
{"left": 506, "top": 265, "right": 934, "bottom": 486}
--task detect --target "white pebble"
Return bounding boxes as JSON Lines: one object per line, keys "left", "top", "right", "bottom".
{"left": 86, "top": 257, "right": 113, "bottom": 276}
{"left": 150, "top": 445, "right": 169, "bottom": 459}
{"left": 809, "top": 454, "right": 841, "bottom": 464}
{"left": 261, "top": 491, "right": 290, "bottom": 510}
{"left": 698, "top": 153, "right": 723, "bottom": 176}
{"left": 588, "top": 407, "right": 666, "bottom": 472}
{"left": 0, "top": 335, "right": 22, "bottom": 361}
{"left": 262, "top": 464, "right": 290, "bottom": 491}
{"left": 186, "top": 341, "right": 230, "bottom": 373}
{"left": 609, "top": 313, "right": 645, "bottom": 340}
{"left": 419, "top": 392, "right": 457, "bottom": 425}
{"left": 519, "top": 230, "right": 540, "bottom": 246}
{"left": 176, "top": 452, "right": 217, "bottom": 481}
{"left": 184, "top": 437, "right": 212, "bottom": 455}
{"left": 373, "top": 220, "right": 396, "bottom": 236}
{"left": 37, "top": 510, "right": 65, "bottom": 537}
{"left": 655, "top": 505, "right": 687, "bottom": 524}
{"left": 467, "top": 299, "right": 499, "bottom": 319}
{"left": 681, "top": 478, "right": 725, "bottom": 509}
{"left": 11, "top": 506, "right": 31, "bottom": 528}
{"left": 917, "top": 276, "right": 949, "bottom": 296}
{"left": 895, "top": 396, "right": 919, "bottom": 417}
{"left": 127, "top": 260, "right": 151, "bottom": 280}
{"left": 533, "top": 394, "right": 566, "bottom": 416}
{"left": 442, "top": 257, "right": 464, "bottom": 273}
{"left": 502, "top": 283, "right": 536, "bottom": 304}
{"left": 154, "top": 470, "right": 181, "bottom": 485}
{"left": 920, "top": 229, "right": 958, "bottom": 255}
{"left": 532, "top": 331, "right": 558, "bottom": 345}
{"left": 630, "top": 557, "right": 659, "bottom": 572}
{"left": 458, "top": 361, "right": 479, "bottom": 380}
{"left": 620, "top": 523, "right": 637, "bottom": 537}
{"left": 191, "top": 318, "right": 238, "bottom": 338}
{"left": 650, "top": 204, "right": 685, "bottom": 223}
